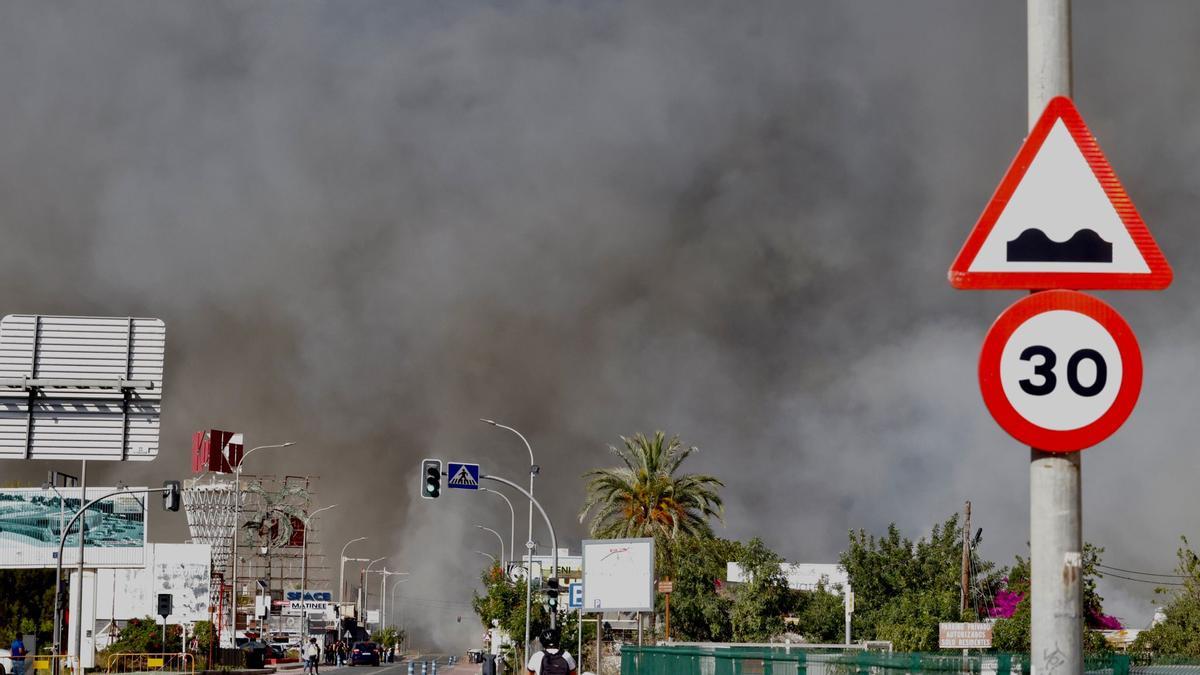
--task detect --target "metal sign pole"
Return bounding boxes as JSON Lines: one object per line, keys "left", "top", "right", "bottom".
{"left": 1028, "top": 2, "right": 1082, "bottom": 674}
{"left": 75, "top": 460, "right": 87, "bottom": 675}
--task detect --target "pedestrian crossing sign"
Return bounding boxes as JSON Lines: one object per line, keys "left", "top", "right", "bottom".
{"left": 446, "top": 461, "right": 480, "bottom": 490}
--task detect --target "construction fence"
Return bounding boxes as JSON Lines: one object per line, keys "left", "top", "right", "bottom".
{"left": 620, "top": 646, "right": 1200, "bottom": 675}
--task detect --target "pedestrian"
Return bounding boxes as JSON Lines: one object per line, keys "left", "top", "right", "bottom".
{"left": 9, "top": 635, "right": 27, "bottom": 675}
{"left": 525, "top": 628, "right": 576, "bottom": 675}
{"left": 304, "top": 637, "right": 320, "bottom": 675}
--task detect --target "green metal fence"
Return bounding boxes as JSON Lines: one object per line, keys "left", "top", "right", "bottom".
{"left": 620, "top": 646, "right": 1164, "bottom": 675}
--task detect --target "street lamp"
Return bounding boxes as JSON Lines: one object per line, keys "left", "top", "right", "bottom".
{"left": 476, "top": 525, "right": 505, "bottom": 566}
{"left": 480, "top": 487, "right": 515, "bottom": 567}
{"left": 299, "top": 504, "right": 336, "bottom": 645}
{"left": 230, "top": 441, "right": 295, "bottom": 645}
{"left": 360, "top": 557, "right": 386, "bottom": 623}
{"left": 375, "top": 570, "right": 408, "bottom": 632}
{"left": 338, "top": 537, "right": 369, "bottom": 608}
{"left": 480, "top": 418, "right": 537, "bottom": 659}
{"left": 388, "top": 576, "right": 412, "bottom": 633}
{"left": 474, "top": 550, "right": 498, "bottom": 564}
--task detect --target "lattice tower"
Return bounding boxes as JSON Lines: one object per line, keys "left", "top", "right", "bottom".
{"left": 182, "top": 477, "right": 237, "bottom": 578}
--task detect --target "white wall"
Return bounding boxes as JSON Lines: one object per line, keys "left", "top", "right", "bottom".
{"left": 69, "top": 544, "right": 212, "bottom": 665}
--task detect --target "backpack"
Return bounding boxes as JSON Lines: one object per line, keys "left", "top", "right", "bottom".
{"left": 539, "top": 648, "right": 571, "bottom": 675}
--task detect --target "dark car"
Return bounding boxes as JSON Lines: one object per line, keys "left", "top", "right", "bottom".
{"left": 349, "top": 642, "right": 380, "bottom": 666}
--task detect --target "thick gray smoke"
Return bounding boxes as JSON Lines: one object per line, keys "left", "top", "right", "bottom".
{"left": 1, "top": 1, "right": 1199, "bottom": 644}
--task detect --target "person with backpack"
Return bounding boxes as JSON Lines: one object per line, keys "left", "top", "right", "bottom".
{"left": 9, "top": 636, "right": 27, "bottom": 675}
{"left": 525, "top": 628, "right": 576, "bottom": 675}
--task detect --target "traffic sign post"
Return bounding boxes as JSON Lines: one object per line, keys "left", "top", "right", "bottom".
{"left": 948, "top": 4, "right": 1171, "bottom": 671}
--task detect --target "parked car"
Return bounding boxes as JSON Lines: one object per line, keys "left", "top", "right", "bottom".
{"left": 349, "top": 642, "right": 380, "bottom": 666}
{"left": 0, "top": 646, "right": 11, "bottom": 675}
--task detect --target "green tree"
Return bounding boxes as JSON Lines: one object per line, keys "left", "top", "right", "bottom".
{"left": 1131, "top": 537, "right": 1200, "bottom": 656}
{"left": 992, "top": 544, "right": 1113, "bottom": 653}
{"left": 0, "top": 570, "right": 55, "bottom": 647}
{"left": 791, "top": 582, "right": 846, "bottom": 643}
{"left": 839, "top": 515, "right": 1003, "bottom": 651}
{"left": 578, "top": 432, "right": 724, "bottom": 575}
{"left": 661, "top": 536, "right": 741, "bottom": 642}
{"left": 472, "top": 564, "right": 547, "bottom": 661}
{"left": 102, "top": 617, "right": 181, "bottom": 654}
{"left": 730, "top": 538, "right": 794, "bottom": 642}
{"left": 369, "top": 626, "right": 403, "bottom": 650}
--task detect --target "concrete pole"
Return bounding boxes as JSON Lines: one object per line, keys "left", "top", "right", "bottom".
{"left": 1029, "top": 4, "right": 1081, "bottom": 674}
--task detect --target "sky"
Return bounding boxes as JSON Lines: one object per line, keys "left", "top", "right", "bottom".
{"left": 1, "top": 0, "right": 1199, "bottom": 646}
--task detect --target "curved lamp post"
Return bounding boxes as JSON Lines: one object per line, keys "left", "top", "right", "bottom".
{"left": 476, "top": 525, "right": 505, "bottom": 566}
{"left": 480, "top": 488, "right": 515, "bottom": 567}
{"left": 480, "top": 419, "right": 537, "bottom": 658}
{"left": 230, "top": 441, "right": 295, "bottom": 644}
{"left": 299, "top": 504, "right": 336, "bottom": 645}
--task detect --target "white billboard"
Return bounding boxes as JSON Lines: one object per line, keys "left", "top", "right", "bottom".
{"left": 0, "top": 487, "right": 148, "bottom": 568}
{"left": 0, "top": 315, "right": 165, "bottom": 461}
{"left": 582, "top": 538, "right": 654, "bottom": 613}
{"left": 726, "top": 562, "right": 848, "bottom": 592}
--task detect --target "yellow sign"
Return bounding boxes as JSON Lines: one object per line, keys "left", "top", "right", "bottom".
{"left": 147, "top": 658, "right": 165, "bottom": 668}
{"left": 34, "top": 660, "right": 51, "bottom": 670}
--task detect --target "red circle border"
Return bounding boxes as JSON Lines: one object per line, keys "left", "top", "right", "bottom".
{"left": 978, "top": 290, "right": 1143, "bottom": 452}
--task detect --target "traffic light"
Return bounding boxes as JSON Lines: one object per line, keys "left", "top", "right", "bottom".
{"left": 545, "top": 578, "right": 559, "bottom": 611}
{"left": 157, "top": 593, "right": 173, "bottom": 618}
{"left": 162, "top": 480, "right": 181, "bottom": 512}
{"left": 421, "top": 459, "right": 442, "bottom": 499}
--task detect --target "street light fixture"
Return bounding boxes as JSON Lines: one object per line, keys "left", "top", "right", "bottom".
{"left": 299, "top": 504, "right": 336, "bottom": 645}
{"left": 476, "top": 525, "right": 505, "bottom": 566}
{"left": 230, "top": 441, "right": 295, "bottom": 645}
{"left": 480, "top": 419, "right": 537, "bottom": 659}
{"left": 360, "top": 558, "right": 386, "bottom": 620}
{"left": 474, "top": 550, "right": 498, "bottom": 564}
{"left": 480, "top": 488, "right": 515, "bottom": 567}
{"left": 338, "top": 537, "right": 369, "bottom": 608}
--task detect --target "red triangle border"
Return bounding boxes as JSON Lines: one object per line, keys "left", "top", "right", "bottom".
{"left": 948, "top": 96, "right": 1172, "bottom": 291}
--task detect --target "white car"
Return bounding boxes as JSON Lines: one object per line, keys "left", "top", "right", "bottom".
{"left": 0, "top": 647, "right": 11, "bottom": 675}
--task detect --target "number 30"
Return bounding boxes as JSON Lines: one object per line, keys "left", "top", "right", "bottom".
{"left": 1019, "top": 345, "right": 1107, "bottom": 397}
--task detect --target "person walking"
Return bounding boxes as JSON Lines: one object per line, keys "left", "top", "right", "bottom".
{"left": 304, "top": 637, "right": 320, "bottom": 675}
{"left": 525, "top": 628, "right": 576, "bottom": 675}
{"left": 9, "top": 636, "right": 26, "bottom": 675}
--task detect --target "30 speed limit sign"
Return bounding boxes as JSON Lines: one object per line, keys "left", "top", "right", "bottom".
{"left": 978, "top": 290, "right": 1142, "bottom": 452}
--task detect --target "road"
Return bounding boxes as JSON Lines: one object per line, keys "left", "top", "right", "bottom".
{"left": 306, "top": 656, "right": 477, "bottom": 675}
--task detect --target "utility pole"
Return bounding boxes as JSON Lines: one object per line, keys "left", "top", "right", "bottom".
{"left": 960, "top": 501, "right": 971, "bottom": 618}
{"left": 1028, "top": 2, "right": 1083, "bottom": 673}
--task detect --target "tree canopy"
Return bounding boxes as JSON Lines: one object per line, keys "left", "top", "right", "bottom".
{"left": 578, "top": 431, "right": 724, "bottom": 574}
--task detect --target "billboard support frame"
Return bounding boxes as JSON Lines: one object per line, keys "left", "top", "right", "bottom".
{"left": 51, "top": 485, "right": 170, "bottom": 675}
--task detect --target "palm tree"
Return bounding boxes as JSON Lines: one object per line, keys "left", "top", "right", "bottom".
{"left": 578, "top": 431, "right": 724, "bottom": 573}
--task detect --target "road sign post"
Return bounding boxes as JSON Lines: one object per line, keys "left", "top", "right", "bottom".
{"left": 948, "top": 5, "right": 1171, "bottom": 672}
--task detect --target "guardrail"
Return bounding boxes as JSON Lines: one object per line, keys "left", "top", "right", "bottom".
{"left": 101, "top": 652, "right": 194, "bottom": 674}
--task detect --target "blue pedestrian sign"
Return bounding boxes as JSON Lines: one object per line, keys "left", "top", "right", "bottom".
{"left": 568, "top": 582, "right": 584, "bottom": 609}
{"left": 446, "top": 462, "right": 480, "bottom": 490}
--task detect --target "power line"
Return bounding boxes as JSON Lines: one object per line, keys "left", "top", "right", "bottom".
{"left": 1096, "top": 563, "right": 1185, "bottom": 579}
{"left": 1098, "top": 571, "right": 1184, "bottom": 586}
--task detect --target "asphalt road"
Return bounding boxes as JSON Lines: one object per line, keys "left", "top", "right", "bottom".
{"left": 306, "top": 656, "right": 476, "bottom": 675}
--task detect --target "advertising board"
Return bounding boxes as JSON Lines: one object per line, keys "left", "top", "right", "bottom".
{"left": 581, "top": 538, "right": 654, "bottom": 613}
{"left": 0, "top": 487, "right": 147, "bottom": 568}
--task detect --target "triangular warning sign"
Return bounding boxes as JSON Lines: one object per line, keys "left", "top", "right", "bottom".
{"left": 448, "top": 464, "right": 478, "bottom": 487}
{"left": 949, "top": 96, "right": 1171, "bottom": 290}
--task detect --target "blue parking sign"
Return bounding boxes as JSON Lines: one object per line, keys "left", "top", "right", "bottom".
{"left": 568, "top": 582, "right": 584, "bottom": 609}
